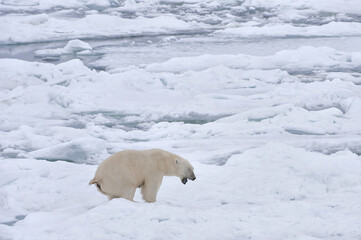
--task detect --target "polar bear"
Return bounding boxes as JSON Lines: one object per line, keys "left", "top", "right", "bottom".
{"left": 89, "top": 149, "right": 196, "bottom": 202}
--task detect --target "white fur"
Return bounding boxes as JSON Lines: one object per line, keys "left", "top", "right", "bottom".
{"left": 89, "top": 149, "right": 195, "bottom": 202}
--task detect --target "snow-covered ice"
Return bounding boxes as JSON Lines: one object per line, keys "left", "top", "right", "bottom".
{"left": 1, "top": 144, "right": 361, "bottom": 240}
{"left": 34, "top": 39, "right": 94, "bottom": 58}
{"left": 1, "top": 0, "right": 361, "bottom": 239}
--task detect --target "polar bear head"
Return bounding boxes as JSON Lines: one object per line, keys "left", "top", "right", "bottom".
{"left": 174, "top": 158, "right": 196, "bottom": 184}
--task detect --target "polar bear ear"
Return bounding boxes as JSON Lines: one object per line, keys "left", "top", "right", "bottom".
{"left": 174, "top": 158, "right": 179, "bottom": 165}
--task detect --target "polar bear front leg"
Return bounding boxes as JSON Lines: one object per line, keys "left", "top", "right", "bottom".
{"left": 122, "top": 187, "right": 137, "bottom": 202}
{"left": 141, "top": 176, "right": 163, "bottom": 203}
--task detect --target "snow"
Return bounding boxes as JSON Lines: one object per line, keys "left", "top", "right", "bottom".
{"left": 215, "top": 21, "right": 361, "bottom": 38}
{"left": 1, "top": 144, "right": 361, "bottom": 239}
{"left": 0, "top": 14, "right": 207, "bottom": 45}
{"left": 1, "top": 0, "right": 361, "bottom": 239}
{"left": 145, "top": 46, "right": 361, "bottom": 73}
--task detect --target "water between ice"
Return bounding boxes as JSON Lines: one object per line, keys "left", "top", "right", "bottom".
{"left": 1, "top": 35, "right": 361, "bottom": 71}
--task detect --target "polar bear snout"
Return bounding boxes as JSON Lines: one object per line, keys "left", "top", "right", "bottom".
{"left": 187, "top": 171, "right": 196, "bottom": 181}
{"left": 188, "top": 172, "right": 196, "bottom": 181}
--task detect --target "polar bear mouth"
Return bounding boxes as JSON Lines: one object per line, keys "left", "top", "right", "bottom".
{"left": 182, "top": 178, "right": 188, "bottom": 184}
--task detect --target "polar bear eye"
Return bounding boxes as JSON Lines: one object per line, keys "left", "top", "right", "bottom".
{"left": 174, "top": 159, "right": 179, "bottom": 164}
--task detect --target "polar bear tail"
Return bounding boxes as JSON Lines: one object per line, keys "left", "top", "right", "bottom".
{"left": 89, "top": 178, "right": 102, "bottom": 189}
{"left": 89, "top": 178, "right": 98, "bottom": 185}
{"left": 89, "top": 178, "right": 106, "bottom": 194}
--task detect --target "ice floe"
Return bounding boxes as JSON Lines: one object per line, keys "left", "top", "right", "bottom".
{"left": 34, "top": 39, "right": 94, "bottom": 59}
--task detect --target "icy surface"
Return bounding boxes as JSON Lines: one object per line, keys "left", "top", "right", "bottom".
{"left": 1, "top": 0, "right": 361, "bottom": 239}
{"left": 1, "top": 144, "right": 361, "bottom": 239}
